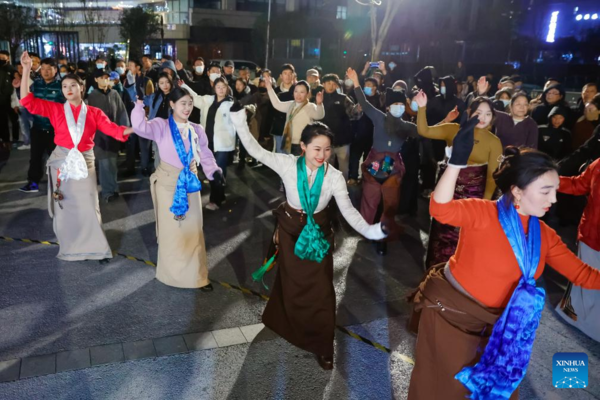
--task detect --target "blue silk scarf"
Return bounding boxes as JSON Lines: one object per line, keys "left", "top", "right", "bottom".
{"left": 294, "top": 156, "right": 330, "bottom": 262}
{"left": 455, "top": 195, "right": 545, "bottom": 399}
{"left": 168, "top": 116, "right": 202, "bottom": 219}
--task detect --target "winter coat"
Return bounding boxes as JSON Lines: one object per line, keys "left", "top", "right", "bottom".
{"left": 320, "top": 91, "right": 355, "bottom": 146}
{"left": 87, "top": 88, "right": 130, "bottom": 153}
{"left": 538, "top": 106, "right": 571, "bottom": 160}
{"left": 427, "top": 75, "right": 466, "bottom": 125}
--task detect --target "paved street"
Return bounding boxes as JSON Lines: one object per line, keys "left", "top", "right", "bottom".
{"left": 0, "top": 149, "right": 599, "bottom": 400}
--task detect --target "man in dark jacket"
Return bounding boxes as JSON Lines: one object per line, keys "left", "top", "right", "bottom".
{"left": 428, "top": 75, "right": 466, "bottom": 161}
{"left": 320, "top": 73, "right": 357, "bottom": 179}
{"left": 269, "top": 64, "right": 296, "bottom": 153}
{"left": 87, "top": 70, "right": 130, "bottom": 201}
{"left": 538, "top": 106, "right": 571, "bottom": 161}
{"left": 223, "top": 60, "right": 237, "bottom": 90}
{"left": 20, "top": 58, "right": 65, "bottom": 193}
{"left": 531, "top": 83, "right": 576, "bottom": 129}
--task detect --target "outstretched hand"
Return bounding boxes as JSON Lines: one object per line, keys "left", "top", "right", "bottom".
{"left": 123, "top": 127, "right": 135, "bottom": 136}
{"left": 315, "top": 90, "right": 323, "bottom": 105}
{"left": 20, "top": 51, "right": 32, "bottom": 70}
{"left": 448, "top": 112, "right": 479, "bottom": 167}
{"left": 414, "top": 90, "right": 427, "bottom": 108}
{"left": 444, "top": 106, "right": 459, "bottom": 123}
{"left": 263, "top": 74, "right": 273, "bottom": 90}
{"left": 175, "top": 60, "right": 184, "bottom": 71}
{"left": 477, "top": 76, "right": 489, "bottom": 95}
{"left": 346, "top": 67, "right": 359, "bottom": 88}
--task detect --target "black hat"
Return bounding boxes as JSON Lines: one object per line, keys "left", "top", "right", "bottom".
{"left": 321, "top": 73, "right": 340, "bottom": 84}
{"left": 385, "top": 88, "right": 407, "bottom": 108}
{"left": 224, "top": 60, "right": 234, "bottom": 67}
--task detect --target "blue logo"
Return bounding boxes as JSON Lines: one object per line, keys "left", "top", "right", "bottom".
{"left": 553, "top": 352, "right": 588, "bottom": 389}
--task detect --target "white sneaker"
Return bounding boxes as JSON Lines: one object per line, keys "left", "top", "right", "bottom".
{"left": 205, "top": 202, "right": 219, "bottom": 211}
{"left": 17, "top": 144, "right": 31, "bottom": 150}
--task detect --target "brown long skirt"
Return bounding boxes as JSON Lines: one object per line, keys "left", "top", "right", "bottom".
{"left": 47, "top": 146, "right": 113, "bottom": 261}
{"left": 150, "top": 161, "right": 209, "bottom": 288}
{"left": 407, "top": 265, "right": 519, "bottom": 400}
{"left": 262, "top": 202, "right": 336, "bottom": 357}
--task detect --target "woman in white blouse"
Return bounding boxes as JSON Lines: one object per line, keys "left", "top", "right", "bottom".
{"left": 265, "top": 75, "right": 325, "bottom": 155}
{"left": 182, "top": 78, "right": 235, "bottom": 210}
{"left": 230, "top": 107, "right": 386, "bottom": 371}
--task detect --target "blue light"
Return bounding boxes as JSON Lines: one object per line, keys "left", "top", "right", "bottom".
{"left": 584, "top": 14, "right": 590, "bottom": 20}
{"left": 576, "top": 14, "right": 583, "bottom": 21}
{"left": 546, "top": 11, "right": 559, "bottom": 43}
{"left": 593, "top": 14, "right": 598, "bottom": 20}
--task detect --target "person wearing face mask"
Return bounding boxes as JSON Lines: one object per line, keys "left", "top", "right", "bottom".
{"left": 174, "top": 58, "right": 210, "bottom": 123}
{"left": 348, "top": 77, "right": 382, "bottom": 185}
{"left": 19, "top": 52, "right": 134, "bottom": 261}
{"left": 415, "top": 78, "right": 503, "bottom": 268}
{"left": 319, "top": 73, "right": 357, "bottom": 179}
{"left": 87, "top": 70, "right": 130, "bottom": 202}
{"left": 125, "top": 72, "right": 174, "bottom": 176}
{"left": 492, "top": 92, "right": 538, "bottom": 149}
{"left": 85, "top": 55, "right": 108, "bottom": 97}
{"left": 348, "top": 68, "right": 417, "bottom": 255}
{"left": 130, "top": 87, "right": 222, "bottom": 291}
{"left": 181, "top": 77, "right": 236, "bottom": 210}
{"left": 492, "top": 87, "right": 513, "bottom": 112}
{"left": 230, "top": 106, "right": 387, "bottom": 371}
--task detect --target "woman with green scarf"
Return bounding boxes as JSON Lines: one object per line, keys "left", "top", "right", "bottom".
{"left": 230, "top": 108, "right": 387, "bottom": 370}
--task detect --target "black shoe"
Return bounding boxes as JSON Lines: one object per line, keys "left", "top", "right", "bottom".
{"left": 103, "top": 193, "right": 120, "bottom": 203}
{"left": 19, "top": 182, "right": 39, "bottom": 193}
{"left": 199, "top": 283, "right": 213, "bottom": 292}
{"left": 376, "top": 241, "right": 387, "bottom": 256}
{"left": 316, "top": 355, "right": 334, "bottom": 370}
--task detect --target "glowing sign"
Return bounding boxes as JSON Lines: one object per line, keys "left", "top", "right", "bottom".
{"left": 546, "top": 11, "right": 559, "bottom": 43}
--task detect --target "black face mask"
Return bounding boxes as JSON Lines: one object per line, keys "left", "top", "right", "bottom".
{"left": 0, "top": 60, "right": 6, "bottom": 67}
{"left": 258, "top": 87, "right": 267, "bottom": 94}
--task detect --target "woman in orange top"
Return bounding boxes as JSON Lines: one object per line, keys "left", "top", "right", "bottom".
{"left": 414, "top": 77, "right": 503, "bottom": 268}
{"left": 407, "top": 115, "right": 600, "bottom": 400}
{"left": 556, "top": 157, "right": 600, "bottom": 341}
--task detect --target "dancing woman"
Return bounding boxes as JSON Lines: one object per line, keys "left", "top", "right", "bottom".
{"left": 230, "top": 108, "right": 386, "bottom": 370}
{"left": 414, "top": 77, "right": 503, "bottom": 268}
{"left": 130, "top": 87, "right": 223, "bottom": 291}
{"left": 555, "top": 157, "right": 600, "bottom": 341}
{"left": 407, "top": 115, "right": 600, "bottom": 399}
{"left": 19, "top": 51, "right": 134, "bottom": 262}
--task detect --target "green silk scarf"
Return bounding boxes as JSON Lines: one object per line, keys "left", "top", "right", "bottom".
{"left": 294, "top": 156, "right": 330, "bottom": 262}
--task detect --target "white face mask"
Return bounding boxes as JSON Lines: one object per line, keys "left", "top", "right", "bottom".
{"left": 115, "top": 67, "right": 125, "bottom": 75}
{"left": 390, "top": 104, "right": 405, "bottom": 118}
{"left": 336, "top": 88, "right": 342, "bottom": 94}
{"left": 344, "top": 79, "right": 353, "bottom": 87}
{"left": 501, "top": 99, "right": 510, "bottom": 108}
{"left": 209, "top": 73, "right": 220, "bottom": 82}
{"left": 59, "top": 72, "right": 67, "bottom": 78}
{"left": 195, "top": 66, "right": 205, "bottom": 74}
{"left": 96, "top": 63, "right": 104, "bottom": 70}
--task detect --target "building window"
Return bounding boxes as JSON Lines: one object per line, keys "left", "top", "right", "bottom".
{"left": 336, "top": 6, "right": 347, "bottom": 20}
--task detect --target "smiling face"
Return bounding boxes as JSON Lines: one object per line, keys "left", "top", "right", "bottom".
{"left": 170, "top": 95, "right": 194, "bottom": 122}
{"left": 512, "top": 170, "right": 559, "bottom": 217}
{"left": 300, "top": 135, "right": 332, "bottom": 171}
{"left": 293, "top": 85, "right": 309, "bottom": 103}
{"left": 61, "top": 78, "right": 83, "bottom": 102}
{"left": 471, "top": 101, "right": 493, "bottom": 129}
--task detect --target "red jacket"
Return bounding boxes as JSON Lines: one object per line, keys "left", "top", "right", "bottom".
{"left": 559, "top": 158, "right": 600, "bottom": 251}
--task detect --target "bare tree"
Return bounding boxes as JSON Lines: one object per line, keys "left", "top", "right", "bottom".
{"left": 357, "top": 0, "right": 402, "bottom": 60}
{"left": 0, "top": 4, "right": 38, "bottom": 62}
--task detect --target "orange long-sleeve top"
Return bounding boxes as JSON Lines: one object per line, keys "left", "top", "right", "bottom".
{"left": 430, "top": 195, "right": 600, "bottom": 308}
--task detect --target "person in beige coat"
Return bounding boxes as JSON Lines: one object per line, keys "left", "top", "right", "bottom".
{"left": 264, "top": 75, "right": 325, "bottom": 155}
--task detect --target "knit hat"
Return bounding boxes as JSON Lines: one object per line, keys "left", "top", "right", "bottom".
{"left": 385, "top": 88, "right": 407, "bottom": 108}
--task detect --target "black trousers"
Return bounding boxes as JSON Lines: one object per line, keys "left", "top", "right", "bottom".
{"left": 28, "top": 127, "right": 56, "bottom": 184}
{"left": 349, "top": 134, "right": 373, "bottom": 180}
{"left": 0, "top": 105, "right": 20, "bottom": 142}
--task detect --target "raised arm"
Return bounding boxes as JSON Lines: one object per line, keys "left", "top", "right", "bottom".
{"left": 414, "top": 91, "right": 456, "bottom": 142}
{"left": 347, "top": 67, "right": 385, "bottom": 121}
{"left": 130, "top": 100, "right": 165, "bottom": 141}
{"left": 306, "top": 93, "right": 325, "bottom": 120}
{"left": 332, "top": 173, "right": 385, "bottom": 240}
{"left": 230, "top": 109, "right": 292, "bottom": 174}
{"left": 265, "top": 77, "right": 293, "bottom": 113}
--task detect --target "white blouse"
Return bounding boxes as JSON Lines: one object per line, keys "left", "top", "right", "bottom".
{"left": 230, "top": 110, "right": 385, "bottom": 241}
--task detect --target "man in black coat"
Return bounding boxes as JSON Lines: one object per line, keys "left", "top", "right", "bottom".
{"left": 320, "top": 73, "right": 357, "bottom": 179}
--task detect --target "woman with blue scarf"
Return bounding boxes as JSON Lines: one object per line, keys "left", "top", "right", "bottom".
{"left": 407, "top": 114, "right": 600, "bottom": 399}
{"left": 131, "top": 87, "right": 224, "bottom": 291}
{"left": 230, "top": 107, "right": 387, "bottom": 371}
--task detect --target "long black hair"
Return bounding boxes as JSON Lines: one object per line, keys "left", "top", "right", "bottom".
{"left": 168, "top": 87, "right": 193, "bottom": 104}
{"left": 493, "top": 146, "right": 558, "bottom": 201}
{"left": 300, "top": 121, "right": 334, "bottom": 146}
{"left": 154, "top": 72, "right": 173, "bottom": 108}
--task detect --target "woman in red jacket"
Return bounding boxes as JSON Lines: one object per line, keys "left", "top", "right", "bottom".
{"left": 407, "top": 114, "right": 600, "bottom": 399}
{"left": 556, "top": 157, "right": 600, "bottom": 341}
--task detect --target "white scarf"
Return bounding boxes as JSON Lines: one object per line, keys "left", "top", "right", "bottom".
{"left": 176, "top": 121, "right": 201, "bottom": 166}
{"left": 59, "top": 101, "right": 89, "bottom": 181}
